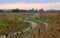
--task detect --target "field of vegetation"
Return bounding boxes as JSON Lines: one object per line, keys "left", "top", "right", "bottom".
{"left": 0, "top": 12, "right": 60, "bottom": 38}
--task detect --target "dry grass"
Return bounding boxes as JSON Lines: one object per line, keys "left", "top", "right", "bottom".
{"left": 0, "top": 12, "right": 60, "bottom": 38}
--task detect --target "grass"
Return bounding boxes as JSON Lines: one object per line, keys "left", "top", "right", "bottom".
{"left": 0, "top": 13, "right": 31, "bottom": 35}
{"left": 0, "top": 12, "right": 59, "bottom": 38}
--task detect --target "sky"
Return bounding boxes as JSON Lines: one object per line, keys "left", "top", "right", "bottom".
{"left": 0, "top": 0, "right": 60, "bottom": 10}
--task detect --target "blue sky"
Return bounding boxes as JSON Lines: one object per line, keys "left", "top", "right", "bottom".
{"left": 0, "top": 0, "right": 60, "bottom": 4}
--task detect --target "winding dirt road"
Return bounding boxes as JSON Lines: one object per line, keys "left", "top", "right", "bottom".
{"left": 0, "top": 18, "right": 37, "bottom": 38}
{"left": 0, "top": 18, "right": 49, "bottom": 38}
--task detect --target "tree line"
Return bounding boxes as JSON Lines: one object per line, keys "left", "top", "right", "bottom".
{"left": 0, "top": 8, "right": 60, "bottom": 13}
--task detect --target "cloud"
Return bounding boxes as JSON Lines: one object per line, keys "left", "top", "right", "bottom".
{"left": 0, "top": 2, "right": 60, "bottom": 10}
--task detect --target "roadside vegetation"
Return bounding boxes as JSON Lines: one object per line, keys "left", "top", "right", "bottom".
{"left": 0, "top": 12, "right": 59, "bottom": 38}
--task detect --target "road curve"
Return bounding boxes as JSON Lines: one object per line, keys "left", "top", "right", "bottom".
{"left": 0, "top": 18, "right": 49, "bottom": 38}
{"left": 0, "top": 18, "right": 37, "bottom": 38}
{"left": 39, "top": 21, "right": 49, "bottom": 27}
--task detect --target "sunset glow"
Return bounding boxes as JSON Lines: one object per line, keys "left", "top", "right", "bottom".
{"left": 0, "top": 0, "right": 60, "bottom": 10}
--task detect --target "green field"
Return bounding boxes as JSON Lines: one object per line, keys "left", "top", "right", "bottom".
{"left": 0, "top": 12, "right": 60, "bottom": 38}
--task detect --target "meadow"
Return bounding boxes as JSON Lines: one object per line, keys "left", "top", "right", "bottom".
{"left": 0, "top": 12, "right": 59, "bottom": 38}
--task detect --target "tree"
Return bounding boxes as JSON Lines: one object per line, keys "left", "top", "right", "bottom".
{"left": 39, "top": 9, "right": 44, "bottom": 12}
{"left": 12, "top": 8, "right": 20, "bottom": 12}
{"left": 28, "top": 8, "right": 35, "bottom": 12}
{"left": 0, "top": 10, "right": 4, "bottom": 12}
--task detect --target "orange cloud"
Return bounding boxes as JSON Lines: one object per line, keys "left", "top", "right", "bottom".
{"left": 0, "top": 2, "right": 60, "bottom": 10}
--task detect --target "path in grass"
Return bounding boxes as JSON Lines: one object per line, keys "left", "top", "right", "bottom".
{"left": 0, "top": 18, "right": 49, "bottom": 38}
{"left": 0, "top": 18, "right": 37, "bottom": 38}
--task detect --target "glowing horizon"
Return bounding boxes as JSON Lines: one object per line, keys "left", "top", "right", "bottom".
{"left": 0, "top": 2, "right": 60, "bottom": 10}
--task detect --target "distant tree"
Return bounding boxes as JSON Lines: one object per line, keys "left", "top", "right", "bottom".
{"left": 28, "top": 8, "right": 35, "bottom": 12}
{"left": 31, "top": 8, "right": 35, "bottom": 12}
{"left": 47, "top": 9, "right": 57, "bottom": 13}
{"left": 19, "top": 10, "right": 27, "bottom": 12}
{"left": 12, "top": 8, "right": 28, "bottom": 13}
{"left": 39, "top": 9, "right": 44, "bottom": 12}
{"left": 0, "top": 10, "right": 4, "bottom": 12}
{"left": 35, "top": 9, "right": 38, "bottom": 12}
{"left": 12, "top": 8, "right": 20, "bottom": 12}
